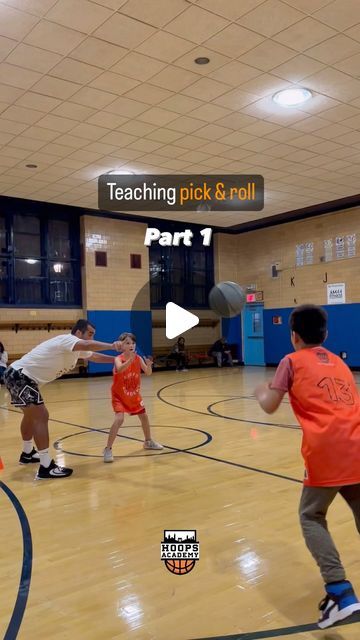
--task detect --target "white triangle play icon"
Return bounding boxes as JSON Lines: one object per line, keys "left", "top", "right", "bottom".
{"left": 166, "top": 302, "right": 199, "bottom": 340}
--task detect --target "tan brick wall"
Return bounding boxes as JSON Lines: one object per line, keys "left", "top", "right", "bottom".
{"left": 82, "top": 215, "right": 149, "bottom": 311}
{"left": 0, "top": 308, "right": 82, "bottom": 357}
{"left": 215, "top": 208, "right": 360, "bottom": 308}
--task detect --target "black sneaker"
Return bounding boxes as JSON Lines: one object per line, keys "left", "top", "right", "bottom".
{"left": 35, "top": 459, "right": 73, "bottom": 480}
{"left": 19, "top": 448, "right": 40, "bottom": 464}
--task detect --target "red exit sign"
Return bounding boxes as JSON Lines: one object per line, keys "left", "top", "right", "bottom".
{"left": 246, "top": 291, "right": 264, "bottom": 303}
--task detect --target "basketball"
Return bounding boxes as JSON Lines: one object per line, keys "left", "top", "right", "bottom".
{"left": 165, "top": 559, "right": 196, "bottom": 575}
{"left": 208, "top": 281, "right": 246, "bottom": 318}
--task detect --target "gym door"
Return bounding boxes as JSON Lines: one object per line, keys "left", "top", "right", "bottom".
{"left": 243, "top": 304, "right": 265, "bottom": 366}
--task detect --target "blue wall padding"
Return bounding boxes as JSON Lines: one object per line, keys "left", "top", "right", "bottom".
{"left": 222, "top": 315, "right": 242, "bottom": 360}
{"left": 87, "top": 310, "right": 152, "bottom": 373}
{"left": 264, "top": 304, "right": 360, "bottom": 367}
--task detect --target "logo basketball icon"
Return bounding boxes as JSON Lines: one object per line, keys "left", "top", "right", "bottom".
{"left": 160, "top": 530, "right": 200, "bottom": 575}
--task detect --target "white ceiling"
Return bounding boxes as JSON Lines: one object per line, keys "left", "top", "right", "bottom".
{"left": 1, "top": 0, "right": 360, "bottom": 227}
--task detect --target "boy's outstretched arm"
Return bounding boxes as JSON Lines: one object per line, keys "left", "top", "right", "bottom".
{"left": 255, "top": 382, "right": 285, "bottom": 414}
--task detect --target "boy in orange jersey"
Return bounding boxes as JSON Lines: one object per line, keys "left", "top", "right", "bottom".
{"left": 103, "top": 332, "right": 163, "bottom": 462}
{"left": 255, "top": 305, "right": 360, "bottom": 629}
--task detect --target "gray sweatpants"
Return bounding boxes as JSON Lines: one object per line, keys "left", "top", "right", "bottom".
{"left": 299, "top": 484, "right": 360, "bottom": 584}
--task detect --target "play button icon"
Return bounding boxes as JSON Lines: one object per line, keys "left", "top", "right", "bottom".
{"left": 166, "top": 302, "right": 199, "bottom": 340}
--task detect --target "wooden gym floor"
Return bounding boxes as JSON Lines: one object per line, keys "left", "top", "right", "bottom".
{"left": 1, "top": 367, "right": 360, "bottom": 640}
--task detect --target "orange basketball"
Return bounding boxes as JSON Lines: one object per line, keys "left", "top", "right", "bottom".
{"left": 165, "top": 559, "right": 195, "bottom": 575}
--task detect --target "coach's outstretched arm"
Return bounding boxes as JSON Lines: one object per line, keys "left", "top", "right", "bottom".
{"left": 73, "top": 339, "right": 122, "bottom": 352}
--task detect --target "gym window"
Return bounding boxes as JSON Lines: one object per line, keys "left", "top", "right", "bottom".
{"left": 0, "top": 210, "right": 81, "bottom": 306}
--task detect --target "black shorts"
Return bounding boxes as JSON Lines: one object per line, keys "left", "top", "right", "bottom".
{"left": 3, "top": 367, "right": 44, "bottom": 407}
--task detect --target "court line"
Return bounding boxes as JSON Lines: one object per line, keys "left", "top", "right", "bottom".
{"left": 0, "top": 481, "right": 32, "bottom": 640}
{"left": 157, "top": 375, "right": 299, "bottom": 430}
{"left": 207, "top": 399, "right": 299, "bottom": 430}
{"left": 1, "top": 405, "right": 300, "bottom": 484}
{"left": 191, "top": 613, "right": 360, "bottom": 640}
{"left": 54, "top": 424, "right": 212, "bottom": 458}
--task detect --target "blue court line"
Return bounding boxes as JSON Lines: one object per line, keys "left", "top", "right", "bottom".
{"left": 192, "top": 612, "right": 360, "bottom": 640}
{"left": 0, "top": 481, "right": 32, "bottom": 640}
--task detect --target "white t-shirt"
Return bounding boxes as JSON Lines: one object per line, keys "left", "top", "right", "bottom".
{"left": 0, "top": 351, "right": 8, "bottom": 369}
{"left": 11, "top": 334, "right": 92, "bottom": 385}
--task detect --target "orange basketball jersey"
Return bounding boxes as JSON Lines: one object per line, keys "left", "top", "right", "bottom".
{"left": 287, "top": 347, "right": 360, "bottom": 487}
{"left": 111, "top": 354, "right": 144, "bottom": 414}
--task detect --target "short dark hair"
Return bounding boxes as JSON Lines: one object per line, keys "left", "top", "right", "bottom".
{"left": 119, "top": 332, "right": 136, "bottom": 342}
{"left": 290, "top": 304, "right": 327, "bottom": 345}
{"left": 71, "top": 319, "right": 95, "bottom": 335}
{"left": 0, "top": 342, "right": 4, "bottom": 353}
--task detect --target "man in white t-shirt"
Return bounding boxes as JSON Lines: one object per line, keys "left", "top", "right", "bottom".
{"left": 3, "top": 319, "right": 122, "bottom": 480}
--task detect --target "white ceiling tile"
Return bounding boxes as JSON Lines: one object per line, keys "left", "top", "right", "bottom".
{"left": 174, "top": 47, "right": 231, "bottom": 75}
{"left": 272, "top": 55, "right": 325, "bottom": 81}
{"left": 213, "top": 88, "right": 258, "bottom": 109}
{"left": 313, "top": 0, "right": 360, "bottom": 31}
{"left": 35, "top": 114, "right": 78, "bottom": 132}
{"left": 50, "top": 58, "right": 101, "bottom": 84}
{"left": 71, "top": 37, "right": 127, "bottom": 69}
{"left": 0, "top": 35, "right": 17, "bottom": 62}
{"left": 209, "top": 61, "right": 262, "bottom": 86}
{"left": 90, "top": 72, "right": 139, "bottom": 95}
{"left": 1, "top": 104, "right": 43, "bottom": 124}
{"left": 31, "top": 76, "right": 81, "bottom": 99}
{"left": 123, "top": 83, "right": 174, "bottom": 105}
{"left": 67, "top": 123, "right": 111, "bottom": 141}
{"left": 137, "top": 106, "right": 180, "bottom": 126}
{"left": 119, "top": 0, "right": 187, "bottom": 27}
{"left": 15, "top": 92, "right": 61, "bottom": 113}
{"left": 334, "top": 53, "right": 360, "bottom": 77}
{"left": 196, "top": 0, "right": 265, "bottom": 21}
{"left": 136, "top": 31, "right": 195, "bottom": 63}
{"left": 104, "top": 96, "right": 148, "bottom": 117}
{"left": 0, "top": 0, "right": 58, "bottom": 16}
{"left": 85, "top": 112, "right": 128, "bottom": 128}
{"left": 204, "top": 24, "right": 264, "bottom": 58}
{"left": 305, "top": 68, "right": 360, "bottom": 101}
{"left": 149, "top": 65, "right": 201, "bottom": 92}
{"left": 306, "top": 34, "right": 360, "bottom": 65}
{"left": 182, "top": 77, "right": 231, "bottom": 101}
{"left": 117, "top": 120, "right": 156, "bottom": 137}
{"left": 158, "top": 94, "right": 204, "bottom": 114}
{"left": 274, "top": 18, "right": 337, "bottom": 51}
{"left": 51, "top": 102, "right": 96, "bottom": 121}
{"left": 238, "top": 41, "right": 297, "bottom": 72}
{"left": 46, "top": 0, "right": 113, "bottom": 33}
{"left": 163, "top": 114, "right": 203, "bottom": 132}
{"left": 187, "top": 103, "right": 232, "bottom": 122}
{"left": 0, "top": 83, "right": 24, "bottom": 103}
{"left": 0, "top": 63, "right": 42, "bottom": 89}
{"left": 7, "top": 135, "right": 46, "bottom": 151}
{"left": 164, "top": 5, "right": 229, "bottom": 44}
{"left": 23, "top": 125, "right": 60, "bottom": 141}
{"left": 71, "top": 86, "right": 118, "bottom": 108}
{"left": 240, "top": 0, "right": 304, "bottom": 38}
{"left": 0, "top": 118, "right": 28, "bottom": 134}
{"left": 145, "top": 128, "right": 183, "bottom": 143}
{"left": 6, "top": 43, "right": 62, "bottom": 75}
{"left": 111, "top": 52, "right": 166, "bottom": 81}
{"left": 94, "top": 13, "right": 156, "bottom": 48}
{"left": 0, "top": 4, "right": 39, "bottom": 40}
{"left": 24, "top": 20, "right": 86, "bottom": 55}
{"left": 194, "top": 123, "right": 233, "bottom": 140}
{"left": 281, "top": 0, "right": 336, "bottom": 13}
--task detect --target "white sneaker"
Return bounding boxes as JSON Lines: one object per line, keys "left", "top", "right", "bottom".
{"left": 143, "top": 439, "right": 163, "bottom": 450}
{"left": 103, "top": 447, "right": 114, "bottom": 462}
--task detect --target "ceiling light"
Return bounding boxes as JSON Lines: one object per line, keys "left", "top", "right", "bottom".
{"left": 272, "top": 88, "right": 312, "bottom": 108}
{"left": 25, "top": 259, "right": 38, "bottom": 264}
{"left": 108, "top": 170, "right": 134, "bottom": 175}
{"left": 194, "top": 57, "right": 210, "bottom": 65}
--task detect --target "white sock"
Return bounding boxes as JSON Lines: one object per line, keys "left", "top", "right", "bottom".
{"left": 23, "top": 440, "right": 33, "bottom": 454}
{"left": 38, "top": 449, "right": 51, "bottom": 468}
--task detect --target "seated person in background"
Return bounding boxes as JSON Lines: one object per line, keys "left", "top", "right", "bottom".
{"left": 210, "top": 337, "right": 233, "bottom": 368}
{"left": 170, "top": 336, "right": 188, "bottom": 371}
{"left": 0, "top": 342, "right": 8, "bottom": 385}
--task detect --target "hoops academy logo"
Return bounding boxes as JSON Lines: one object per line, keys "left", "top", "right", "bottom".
{"left": 161, "top": 530, "right": 200, "bottom": 575}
